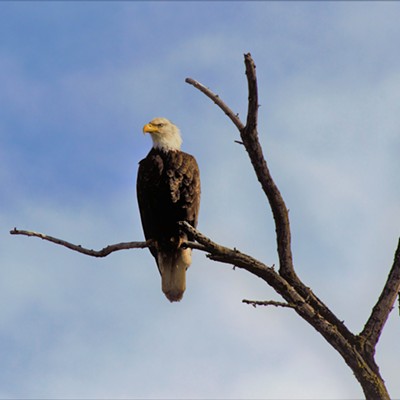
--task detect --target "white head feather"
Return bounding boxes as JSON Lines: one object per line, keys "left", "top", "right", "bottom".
{"left": 143, "top": 117, "right": 182, "bottom": 151}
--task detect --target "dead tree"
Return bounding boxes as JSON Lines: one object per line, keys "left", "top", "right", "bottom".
{"left": 10, "top": 53, "right": 399, "bottom": 399}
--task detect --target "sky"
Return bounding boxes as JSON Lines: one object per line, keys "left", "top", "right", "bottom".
{"left": 1, "top": 1, "right": 400, "bottom": 399}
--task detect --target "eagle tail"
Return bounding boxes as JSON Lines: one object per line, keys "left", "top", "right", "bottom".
{"left": 158, "top": 248, "right": 192, "bottom": 302}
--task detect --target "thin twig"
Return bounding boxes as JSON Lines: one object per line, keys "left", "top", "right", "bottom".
{"left": 185, "top": 78, "right": 244, "bottom": 132}
{"left": 10, "top": 228, "right": 149, "bottom": 257}
{"left": 242, "top": 299, "right": 296, "bottom": 309}
{"left": 9, "top": 228, "right": 207, "bottom": 257}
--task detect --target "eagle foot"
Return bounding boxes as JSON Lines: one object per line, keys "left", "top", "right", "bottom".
{"left": 146, "top": 239, "right": 157, "bottom": 249}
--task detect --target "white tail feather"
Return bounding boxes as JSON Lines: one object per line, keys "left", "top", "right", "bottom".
{"left": 158, "top": 249, "right": 192, "bottom": 302}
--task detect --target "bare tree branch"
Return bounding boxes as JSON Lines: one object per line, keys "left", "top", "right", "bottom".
{"left": 14, "top": 218, "right": 389, "bottom": 398}
{"left": 178, "top": 221, "right": 273, "bottom": 276}
{"left": 10, "top": 228, "right": 150, "bottom": 257}
{"left": 359, "top": 238, "right": 400, "bottom": 353}
{"left": 178, "top": 222, "right": 390, "bottom": 399}
{"left": 185, "top": 78, "right": 244, "bottom": 132}
{"left": 241, "top": 54, "right": 294, "bottom": 282}
{"left": 187, "top": 54, "right": 294, "bottom": 281}
{"left": 186, "top": 53, "right": 356, "bottom": 350}
{"left": 9, "top": 228, "right": 207, "bottom": 257}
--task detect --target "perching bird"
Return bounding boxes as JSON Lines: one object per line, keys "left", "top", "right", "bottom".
{"left": 137, "top": 117, "right": 201, "bottom": 302}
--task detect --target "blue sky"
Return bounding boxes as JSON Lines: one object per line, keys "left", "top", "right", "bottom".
{"left": 1, "top": 2, "right": 400, "bottom": 398}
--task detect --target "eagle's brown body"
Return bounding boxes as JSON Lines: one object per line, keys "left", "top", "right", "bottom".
{"left": 136, "top": 118, "right": 200, "bottom": 302}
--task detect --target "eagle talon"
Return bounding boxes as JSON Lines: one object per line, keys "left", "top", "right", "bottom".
{"left": 145, "top": 238, "right": 157, "bottom": 249}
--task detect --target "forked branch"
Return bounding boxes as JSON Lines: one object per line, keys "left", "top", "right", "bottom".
{"left": 186, "top": 53, "right": 396, "bottom": 400}
{"left": 186, "top": 54, "right": 356, "bottom": 348}
{"left": 187, "top": 54, "right": 294, "bottom": 281}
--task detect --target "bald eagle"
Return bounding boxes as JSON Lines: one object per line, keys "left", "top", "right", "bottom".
{"left": 137, "top": 117, "right": 201, "bottom": 302}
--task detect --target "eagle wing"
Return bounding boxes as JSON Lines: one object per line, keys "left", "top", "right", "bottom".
{"left": 137, "top": 149, "right": 200, "bottom": 249}
{"left": 166, "top": 150, "right": 200, "bottom": 233}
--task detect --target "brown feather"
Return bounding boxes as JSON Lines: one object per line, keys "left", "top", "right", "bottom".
{"left": 137, "top": 148, "right": 200, "bottom": 301}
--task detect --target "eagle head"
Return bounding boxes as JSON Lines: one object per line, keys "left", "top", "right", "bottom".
{"left": 143, "top": 117, "right": 182, "bottom": 151}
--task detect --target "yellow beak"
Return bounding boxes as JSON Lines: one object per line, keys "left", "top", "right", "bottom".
{"left": 143, "top": 123, "right": 158, "bottom": 134}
